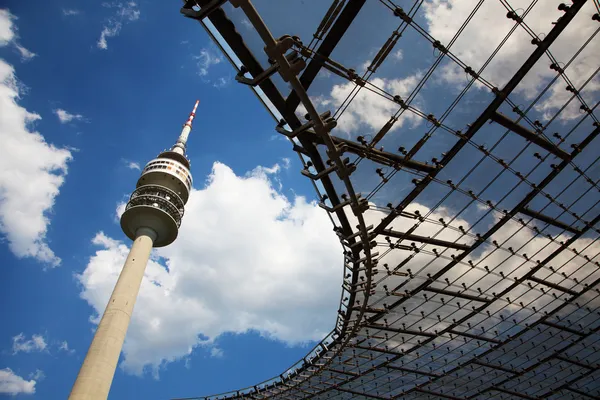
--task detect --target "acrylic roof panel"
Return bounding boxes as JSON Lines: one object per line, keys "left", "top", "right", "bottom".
{"left": 178, "top": 0, "right": 600, "bottom": 399}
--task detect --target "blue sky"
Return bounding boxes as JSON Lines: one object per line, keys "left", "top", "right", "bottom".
{"left": 1, "top": 0, "right": 599, "bottom": 399}
{"left": 0, "top": 2, "right": 336, "bottom": 398}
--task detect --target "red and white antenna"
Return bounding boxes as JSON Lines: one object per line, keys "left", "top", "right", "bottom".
{"left": 173, "top": 100, "right": 199, "bottom": 154}
{"left": 184, "top": 99, "right": 200, "bottom": 128}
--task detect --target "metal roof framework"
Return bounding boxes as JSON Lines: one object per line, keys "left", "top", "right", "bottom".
{"left": 178, "top": 0, "right": 600, "bottom": 399}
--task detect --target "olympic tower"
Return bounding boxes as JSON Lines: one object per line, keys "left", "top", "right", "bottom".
{"left": 69, "top": 101, "right": 198, "bottom": 400}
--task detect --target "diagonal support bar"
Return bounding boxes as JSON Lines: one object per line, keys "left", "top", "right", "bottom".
{"left": 490, "top": 112, "right": 571, "bottom": 160}
{"left": 308, "top": 134, "right": 436, "bottom": 173}
{"left": 521, "top": 207, "right": 582, "bottom": 234}
{"left": 424, "top": 287, "right": 491, "bottom": 303}
{"left": 447, "top": 329, "right": 502, "bottom": 344}
{"left": 555, "top": 355, "right": 596, "bottom": 370}
{"left": 365, "top": 324, "right": 437, "bottom": 337}
{"left": 382, "top": 229, "right": 470, "bottom": 251}
{"left": 565, "top": 387, "right": 600, "bottom": 399}
{"left": 528, "top": 276, "right": 579, "bottom": 296}
{"left": 334, "top": 387, "right": 390, "bottom": 400}
{"left": 490, "top": 387, "right": 538, "bottom": 399}
{"left": 472, "top": 360, "right": 519, "bottom": 375}
{"left": 387, "top": 365, "right": 441, "bottom": 378}
{"left": 414, "top": 389, "right": 466, "bottom": 400}
{"left": 541, "top": 320, "right": 585, "bottom": 336}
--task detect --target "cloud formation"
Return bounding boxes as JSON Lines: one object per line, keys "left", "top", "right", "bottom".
{"left": 0, "top": 56, "right": 72, "bottom": 266}
{"left": 194, "top": 48, "right": 222, "bottom": 77}
{"left": 78, "top": 161, "right": 341, "bottom": 375}
{"left": 62, "top": 9, "right": 80, "bottom": 16}
{"left": 0, "top": 9, "right": 36, "bottom": 61}
{"left": 53, "top": 108, "right": 85, "bottom": 124}
{"left": 97, "top": 2, "right": 140, "bottom": 50}
{"left": 0, "top": 368, "right": 36, "bottom": 395}
{"left": 12, "top": 334, "right": 47, "bottom": 354}
{"left": 58, "top": 341, "right": 75, "bottom": 354}
{"left": 317, "top": 75, "right": 424, "bottom": 134}
{"left": 423, "top": 0, "right": 599, "bottom": 121}
{"left": 126, "top": 161, "right": 141, "bottom": 170}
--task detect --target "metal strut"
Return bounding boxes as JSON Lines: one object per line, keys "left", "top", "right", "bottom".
{"left": 490, "top": 112, "right": 571, "bottom": 160}
{"left": 382, "top": 228, "right": 470, "bottom": 250}
{"left": 520, "top": 206, "right": 582, "bottom": 234}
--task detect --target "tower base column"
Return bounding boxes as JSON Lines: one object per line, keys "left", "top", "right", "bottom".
{"left": 69, "top": 227, "right": 157, "bottom": 400}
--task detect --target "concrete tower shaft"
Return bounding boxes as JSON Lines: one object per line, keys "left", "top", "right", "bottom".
{"left": 69, "top": 101, "right": 198, "bottom": 400}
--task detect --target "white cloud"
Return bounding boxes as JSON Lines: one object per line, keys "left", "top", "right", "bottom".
{"left": 194, "top": 48, "right": 222, "bottom": 77}
{"left": 0, "top": 59, "right": 72, "bottom": 266}
{"left": 0, "top": 10, "right": 36, "bottom": 62}
{"left": 0, "top": 368, "right": 36, "bottom": 395}
{"left": 391, "top": 49, "right": 403, "bottom": 61}
{"left": 126, "top": 161, "right": 140, "bottom": 170}
{"left": 58, "top": 341, "right": 75, "bottom": 354}
{"left": 53, "top": 108, "right": 85, "bottom": 124}
{"left": 317, "top": 74, "right": 424, "bottom": 134}
{"left": 240, "top": 17, "right": 252, "bottom": 30}
{"left": 210, "top": 347, "right": 223, "bottom": 358}
{"left": 98, "top": 24, "right": 119, "bottom": 50}
{"left": 0, "top": 10, "right": 16, "bottom": 45}
{"left": 115, "top": 200, "right": 126, "bottom": 221}
{"left": 12, "top": 334, "right": 47, "bottom": 354}
{"left": 295, "top": 101, "right": 308, "bottom": 120}
{"left": 15, "top": 44, "right": 35, "bottom": 61}
{"left": 423, "top": 0, "right": 600, "bottom": 121}
{"left": 78, "top": 161, "right": 341, "bottom": 375}
{"left": 62, "top": 9, "right": 80, "bottom": 16}
{"left": 212, "top": 76, "right": 229, "bottom": 88}
{"left": 28, "top": 370, "right": 44, "bottom": 381}
{"left": 97, "top": 2, "right": 140, "bottom": 49}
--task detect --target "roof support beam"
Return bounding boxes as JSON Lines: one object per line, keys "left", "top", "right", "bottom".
{"left": 521, "top": 207, "right": 582, "bottom": 234}
{"left": 541, "top": 321, "right": 586, "bottom": 336}
{"left": 490, "top": 112, "right": 570, "bottom": 160}
{"left": 447, "top": 329, "right": 502, "bottom": 344}
{"left": 334, "top": 386, "right": 391, "bottom": 400}
{"left": 555, "top": 355, "right": 596, "bottom": 369}
{"left": 365, "top": 324, "right": 437, "bottom": 338}
{"left": 310, "top": 134, "right": 436, "bottom": 173}
{"left": 471, "top": 360, "right": 519, "bottom": 375}
{"left": 387, "top": 365, "right": 441, "bottom": 378}
{"left": 528, "top": 276, "right": 579, "bottom": 296}
{"left": 352, "top": 344, "right": 404, "bottom": 357}
{"left": 537, "top": 367, "right": 598, "bottom": 399}
{"left": 180, "top": 0, "right": 227, "bottom": 20}
{"left": 565, "top": 387, "right": 600, "bottom": 399}
{"left": 490, "top": 387, "right": 538, "bottom": 399}
{"left": 382, "top": 229, "right": 469, "bottom": 251}
{"left": 285, "top": 0, "right": 367, "bottom": 115}
{"left": 414, "top": 389, "right": 466, "bottom": 400}
{"left": 424, "top": 287, "right": 491, "bottom": 303}
{"left": 327, "top": 368, "right": 359, "bottom": 377}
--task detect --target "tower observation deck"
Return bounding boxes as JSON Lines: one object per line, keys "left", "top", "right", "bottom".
{"left": 69, "top": 101, "right": 198, "bottom": 400}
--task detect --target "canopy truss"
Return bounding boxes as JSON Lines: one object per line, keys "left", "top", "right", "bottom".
{"left": 177, "top": 0, "right": 600, "bottom": 399}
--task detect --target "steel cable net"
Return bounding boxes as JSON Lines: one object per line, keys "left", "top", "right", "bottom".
{"left": 179, "top": 0, "right": 600, "bottom": 399}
